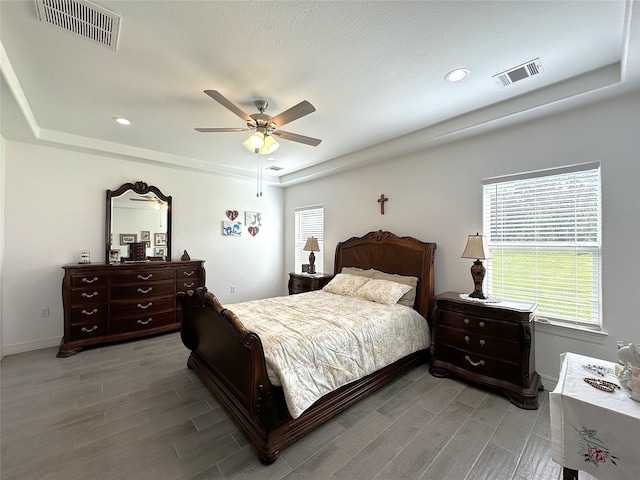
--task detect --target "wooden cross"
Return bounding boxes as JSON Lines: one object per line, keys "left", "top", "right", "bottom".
{"left": 378, "top": 194, "right": 388, "bottom": 214}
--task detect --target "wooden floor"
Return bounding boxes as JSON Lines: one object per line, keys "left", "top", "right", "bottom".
{"left": 1, "top": 332, "right": 594, "bottom": 480}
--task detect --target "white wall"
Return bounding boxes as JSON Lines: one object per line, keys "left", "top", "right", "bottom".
{"left": 0, "top": 133, "right": 5, "bottom": 359}
{"left": 284, "top": 89, "right": 640, "bottom": 386}
{"left": 2, "top": 142, "right": 285, "bottom": 353}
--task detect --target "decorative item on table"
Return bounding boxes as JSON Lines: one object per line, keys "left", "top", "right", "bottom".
{"left": 109, "top": 249, "right": 120, "bottom": 263}
{"left": 79, "top": 249, "right": 91, "bottom": 264}
{"left": 181, "top": 250, "right": 191, "bottom": 261}
{"left": 461, "top": 233, "right": 492, "bottom": 299}
{"left": 303, "top": 237, "right": 320, "bottom": 274}
{"left": 616, "top": 342, "right": 640, "bottom": 401}
{"left": 302, "top": 264, "right": 309, "bottom": 273}
{"left": 128, "top": 242, "right": 146, "bottom": 262}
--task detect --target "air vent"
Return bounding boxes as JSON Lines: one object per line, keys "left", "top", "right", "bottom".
{"left": 35, "top": 0, "right": 121, "bottom": 50}
{"left": 265, "top": 166, "right": 284, "bottom": 172}
{"left": 493, "top": 58, "right": 544, "bottom": 87}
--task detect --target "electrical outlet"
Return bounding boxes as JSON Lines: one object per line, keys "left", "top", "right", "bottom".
{"left": 40, "top": 307, "right": 49, "bottom": 318}
{"left": 230, "top": 286, "right": 236, "bottom": 293}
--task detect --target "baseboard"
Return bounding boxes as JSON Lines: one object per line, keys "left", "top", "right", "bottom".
{"left": 540, "top": 372, "right": 558, "bottom": 392}
{"left": 2, "top": 337, "right": 61, "bottom": 356}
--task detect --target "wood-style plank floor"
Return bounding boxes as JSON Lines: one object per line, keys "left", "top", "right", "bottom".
{"left": 1, "top": 333, "right": 594, "bottom": 480}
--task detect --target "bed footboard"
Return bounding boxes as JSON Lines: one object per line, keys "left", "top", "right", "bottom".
{"left": 179, "top": 288, "right": 287, "bottom": 463}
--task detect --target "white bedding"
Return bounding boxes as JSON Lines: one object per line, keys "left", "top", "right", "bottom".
{"left": 226, "top": 290, "right": 430, "bottom": 419}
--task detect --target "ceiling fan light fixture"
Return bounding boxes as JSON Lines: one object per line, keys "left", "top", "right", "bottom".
{"left": 262, "top": 135, "right": 279, "bottom": 154}
{"left": 249, "top": 131, "right": 265, "bottom": 148}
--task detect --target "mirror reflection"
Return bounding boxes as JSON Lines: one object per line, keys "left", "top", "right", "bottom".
{"left": 106, "top": 182, "right": 172, "bottom": 263}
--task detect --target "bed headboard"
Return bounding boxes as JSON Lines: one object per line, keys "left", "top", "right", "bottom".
{"left": 334, "top": 230, "right": 437, "bottom": 320}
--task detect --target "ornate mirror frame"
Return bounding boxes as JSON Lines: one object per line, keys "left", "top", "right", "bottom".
{"left": 105, "top": 181, "right": 172, "bottom": 263}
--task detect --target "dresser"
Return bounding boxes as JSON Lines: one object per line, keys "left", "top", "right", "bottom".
{"left": 288, "top": 273, "right": 334, "bottom": 295}
{"left": 59, "top": 260, "right": 205, "bottom": 357}
{"left": 429, "top": 291, "right": 541, "bottom": 409}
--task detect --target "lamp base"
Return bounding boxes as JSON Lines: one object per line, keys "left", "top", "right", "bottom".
{"left": 308, "top": 251, "right": 316, "bottom": 274}
{"left": 468, "top": 259, "right": 487, "bottom": 299}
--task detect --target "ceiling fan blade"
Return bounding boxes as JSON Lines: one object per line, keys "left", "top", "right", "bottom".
{"left": 195, "top": 127, "right": 249, "bottom": 133}
{"left": 273, "top": 130, "right": 322, "bottom": 146}
{"left": 204, "top": 90, "right": 251, "bottom": 122}
{"left": 269, "top": 101, "right": 316, "bottom": 128}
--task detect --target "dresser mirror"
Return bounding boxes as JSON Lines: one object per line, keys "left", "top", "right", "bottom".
{"left": 105, "top": 181, "right": 172, "bottom": 263}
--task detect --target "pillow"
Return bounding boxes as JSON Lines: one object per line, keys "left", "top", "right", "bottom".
{"left": 353, "top": 279, "right": 412, "bottom": 306}
{"left": 341, "top": 266, "right": 375, "bottom": 278}
{"left": 372, "top": 271, "right": 419, "bottom": 307}
{"left": 322, "top": 273, "right": 370, "bottom": 296}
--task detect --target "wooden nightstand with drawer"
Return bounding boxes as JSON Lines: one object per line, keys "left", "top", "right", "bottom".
{"left": 288, "top": 273, "right": 334, "bottom": 295}
{"left": 430, "top": 291, "right": 542, "bottom": 409}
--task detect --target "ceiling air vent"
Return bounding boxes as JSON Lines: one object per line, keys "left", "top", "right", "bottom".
{"left": 35, "top": 0, "right": 122, "bottom": 50}
{"left": 493, "top": 58, "right": 544, "bottom": 87}
{"left": 265, "top": 166, "right": 284, "bottom": 172}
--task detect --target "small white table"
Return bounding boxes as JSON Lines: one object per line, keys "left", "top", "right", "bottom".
{"left": 550, "top": 352, "right": 640, "bottom": 480}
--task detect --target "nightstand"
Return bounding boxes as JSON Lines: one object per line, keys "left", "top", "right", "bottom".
{"left": 288, "top": 273, "right": 334, "bottom": 295}
{"left": 429, "top": 291, "right": 542, "bottom": 409}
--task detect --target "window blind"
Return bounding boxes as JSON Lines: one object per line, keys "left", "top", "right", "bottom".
{"left": 295, "top": 205, "right": 324, "bottom": 273}
{"left": 483, "top": 162, "right": 601, "bottom": 327}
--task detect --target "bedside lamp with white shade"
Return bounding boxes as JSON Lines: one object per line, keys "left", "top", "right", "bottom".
{"left": 303, "top": 237, "right": 320, "bottom": 274}
{"left": 461, "top": 233, "right": 492, "bottom": 299}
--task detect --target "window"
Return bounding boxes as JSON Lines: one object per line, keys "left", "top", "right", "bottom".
{"left": 483, "top": 162, "right": 601, "bottom": 328}
{"left": 295, "top": 205, "right": 324, "bottom": 273}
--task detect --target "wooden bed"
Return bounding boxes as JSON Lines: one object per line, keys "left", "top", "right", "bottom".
{"left": 179, "top": 230, "right": 437, "bottom": 464}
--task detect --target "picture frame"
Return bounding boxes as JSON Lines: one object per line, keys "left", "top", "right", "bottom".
{"left": 140, "top": 230, "right": 151, "bottom": 241}
{"left": 222, "top": 221, "right": 242, "bottom": 236}
{"left": 245, "top": 211, "right": 262, "bottom": 226}
{"left": 154, "top": 233, "right": 167, "bottom": 246}
{"left": 119, "top": 233, "right": 137, "bottom": 244}
{"left": 154, "top": 247, "right": 166, "bottom": 256}
{"left": 109, "top": 249, "right": 121, "bottom": 263}
{"left": 142, "top": 240, "right": 151, "bottom": 249}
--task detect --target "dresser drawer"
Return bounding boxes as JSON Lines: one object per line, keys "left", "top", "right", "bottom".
{"left": 437, "top": 344, "right": 521, "bottom": 385}
{"left": 111, "top": 270, "right": 175, "bottom": 284}
{"left": 109, "top": 311, "right": 176, "bottom": 334}
{"left": 289, "top": 277, "right": 314, "bottom": 293}
{"left": 70, "top": 304, "right": 107, "bottom": 324}
{"left": 438, "top": 310, "right": 520, "bottom": 340}
{"left": 71, "top": 274, "right": 108, "bottom": 287}
{"left": 70, "top": 286, "right": 108, "bottom": 304}
{"left": 69, "top": 320, "right": 107, "bottom": 341}
{"left": 176, "top": 278, "right": 204, "bottom": 292}
{"left": 110, "top": 280, "right": 175, "bottom": 300}
{"left": 110, "top": 297, "right": 175, "bottom": 317}
{"left": 438, "top": 325, "right": 521, "bottom": 363}
{"left": 176, "top": 267, "right": 201, "bottom": 279}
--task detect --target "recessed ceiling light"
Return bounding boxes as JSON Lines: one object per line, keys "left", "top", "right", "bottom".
{"left": 445, "top": 68, "right": 470, "bottom": 82}
{"left": 113, "top": 116, "right": 131, "bottom": 125}
{"left": 267, "top": 157, "right": 277, "bottom": 162}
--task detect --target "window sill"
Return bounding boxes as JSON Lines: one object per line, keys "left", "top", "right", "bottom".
{"left": 534, "top": 318, "right": 608, "bottom": 344}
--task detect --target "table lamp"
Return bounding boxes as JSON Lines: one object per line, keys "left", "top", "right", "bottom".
{"left": 303, "top": 237, "right": 320, "bottom": 274}
{"left": 461, "top": 233, "right": 492, "bottom": 299}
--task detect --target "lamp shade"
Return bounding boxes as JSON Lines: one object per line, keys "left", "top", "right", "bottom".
{"left": 461, "top": 233, "right": 492, "bottom": 260}
{"left": 303, "top": 236, "right": 320, "bottom": 252}
{"left": 262, "top": 134, "right": 279, "bottom": 154}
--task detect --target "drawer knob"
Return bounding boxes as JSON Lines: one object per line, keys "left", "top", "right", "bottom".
{"left": 479, "top": 321, "right": 485, "bottom": 328}
{"left": 184, "top": 282, "right": 194, "bottom": 288}
{"left": 138, "top": 274, "right": 153, "bottom": 280}
{"left": 81, "top": 325, "right": 98, "bottom": 333}
{"left": 465, "top": 355, "right": 485, "bottom": 367}
{"left": 81, "top": 308, "right": 98, "bottom": 316}
{"left": 464, "top": 318, "right": 470, "bottom": 325}
{"left": 464, "top": 336, "right": 470, "bottom": 344}
{"left": 137, "top": 318, "right": 153, "bottom": 325}
{"left": 183, "top": 271, "right": 195, "bottom": 276}
{"left": 137, "top": 302, "right": 153, "bottom": 309}
{"left": 137, "top": 287, "right": 153, "bottom": 294}
{"left": 82, "top": 291, "right": 99, "bottom": 298}
{"left": 479, "top": 339, "right": 486, "bottom": 347}
{"left": 82, "top": 277, "right": 99, "bottom": 284}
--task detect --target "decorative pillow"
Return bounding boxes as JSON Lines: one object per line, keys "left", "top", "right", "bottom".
{"left": 372, "top": 271, "right": 419, "bottom": 307}
{"left": 322, "top": 273, "right": 371, "bottom": 296}
{"left": 341, "top": 266, "right": 375, "bottom": 278}
{"left": 353, "top": 279, "right": 412, "bottom": 306}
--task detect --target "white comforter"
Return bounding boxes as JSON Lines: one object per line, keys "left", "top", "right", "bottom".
{"left": 226, "top": 290, "right": 430, "bottom": 419}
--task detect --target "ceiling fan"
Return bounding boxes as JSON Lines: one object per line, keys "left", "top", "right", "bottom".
{"left": 195, "top": 90, "right": 321, "bottom": 154}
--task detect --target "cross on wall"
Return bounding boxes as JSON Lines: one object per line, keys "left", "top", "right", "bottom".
{"left": 378, "top": 194, "right": 388, "bottom": 214}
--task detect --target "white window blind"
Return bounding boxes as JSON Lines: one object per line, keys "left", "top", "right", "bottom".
{"left": 295, "top": 205, "right": 324, "bottom": 273}
{"left": 483, "top": 162, "right": 601, "bottom": 327}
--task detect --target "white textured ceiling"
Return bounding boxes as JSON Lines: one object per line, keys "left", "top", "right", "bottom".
{"left": 1, "top": 0, "right": 638, "bottom": 185}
